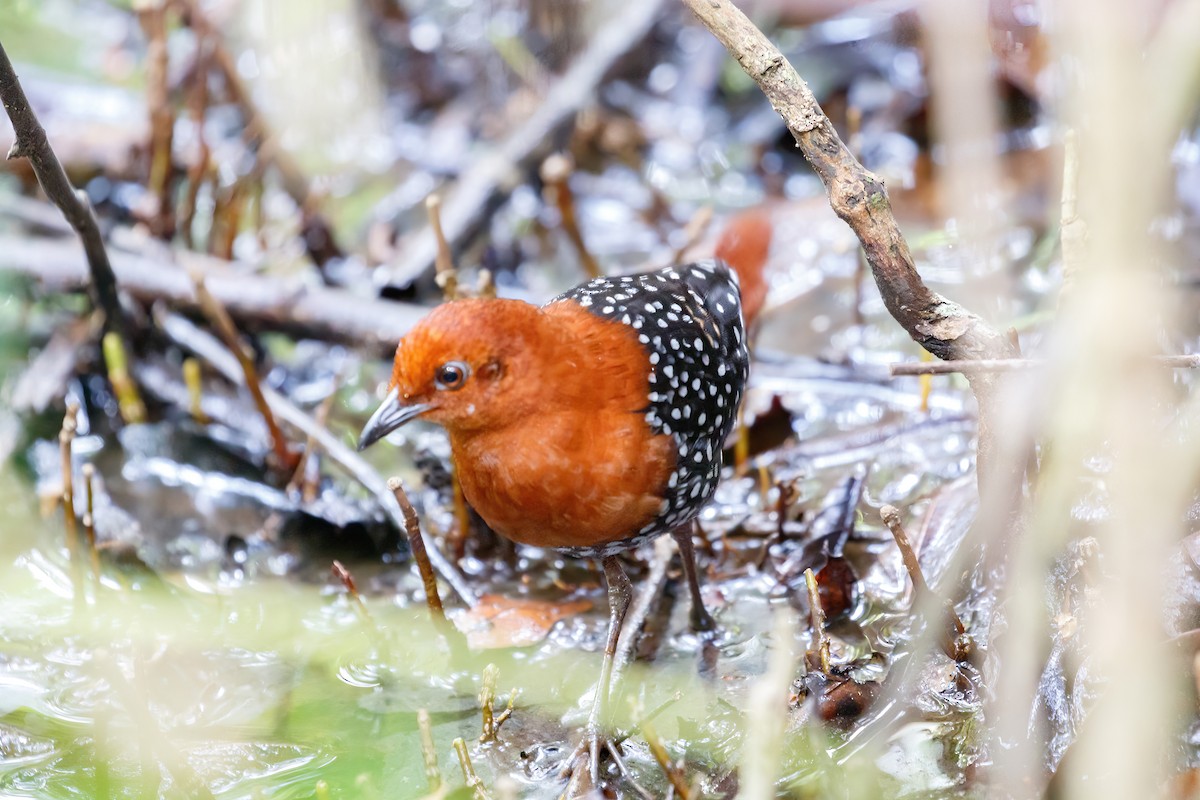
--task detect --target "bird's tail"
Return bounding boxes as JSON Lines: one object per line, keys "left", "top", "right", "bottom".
{"left": 714, "top": 209, "right": 773, "bottom": 327}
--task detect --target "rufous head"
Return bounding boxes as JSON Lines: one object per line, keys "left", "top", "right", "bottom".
{"left": 357, "top": 298, "right": 546, "bottom": 449}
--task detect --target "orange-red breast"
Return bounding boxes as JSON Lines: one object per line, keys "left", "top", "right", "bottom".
{"left": 359, "top": 210, "right": 772, "bottom": 785}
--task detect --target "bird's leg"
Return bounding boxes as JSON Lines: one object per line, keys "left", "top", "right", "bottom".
{"left": 561, "top": 555, "right": 634, "bottom": 792}
{"left": 672, "top": 523, "right": 715, "bottom": 632}
{"left": 589, "top": 555, "right": 633, "bottom": 783}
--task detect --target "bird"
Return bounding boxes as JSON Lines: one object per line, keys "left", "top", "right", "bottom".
{"left": 358, "top": 210, "right": 771, "bottom": 787}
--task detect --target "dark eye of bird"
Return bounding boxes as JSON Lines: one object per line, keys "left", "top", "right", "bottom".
{"left": 435, "top": 361, "right": 470, "bottom": 390}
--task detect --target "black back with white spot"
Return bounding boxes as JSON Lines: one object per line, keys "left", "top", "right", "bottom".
{"left": 548, "top": 259, "right": 749, "bottom": 557}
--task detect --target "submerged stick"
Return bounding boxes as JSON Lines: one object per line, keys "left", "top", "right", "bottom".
{"left": 0, "top": 233, "right": 425, "bottom": 355}
{"left": 804, "top": 568, "right": 831, "bottom": 674}
{"left": 881, "top": 504, "right": 971, "bottom": 662}
{"left": 418, "top": 709, "right": 442, "bottom": 792}
{"left": 82, "top": 463, "right": 100, "bottom": 585}
{"left": 102, "top": 332, "right": 147, "bottom": 424}
{"left": 59, "top": 402, "right": 82, "bottom": 600}
{"left": 182, "top": 358, "right": 209, "bottom": 424}
{"left": 388, "top": 478, "right": 447, "bottom": 621}
{"left": 541, "top": 153, "right": 601, "bottom": 279}
{"left": 331, "top": 560, "right": 375, "bottom": 627}
{"left": 452, "top": 738, "right": 491, "bottom": 800}
{"left": 478, "top": 663, "right": 517, "bottom": 743}
{"left": 641, "top": 718, "right": 692, "bottom": 800}
{"left": 190, "top": 272, "right": 295, "bottom": 469}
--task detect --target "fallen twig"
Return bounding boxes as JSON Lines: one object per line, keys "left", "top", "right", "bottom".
{"left": 152, "top": 307, "right": 477, "bottom": 606}
{"left": 881, "top": 505, "right": 971, "bottom": 662}
{"left": 0, "top": 41, "right": 130, "bottom": 345}
{"left": 0, "top": 233, "right": 423, "bottom": 355}
{"left": 382, "top": 0, "right": 665, "bottom": 287}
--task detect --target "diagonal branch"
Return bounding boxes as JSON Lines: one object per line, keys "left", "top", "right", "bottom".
{"left": 0, "top": 40, "right": 129, "bottom": 345}
{"left": 679, "top": 0, "right": 1019, "bottom": 477}
{"left": 680, "top": 0, "right": 1013, "bottom": 364}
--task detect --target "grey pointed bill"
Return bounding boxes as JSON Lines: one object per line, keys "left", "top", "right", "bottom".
{"left": 357, "top": 388, "right": 432, "bottom": 451}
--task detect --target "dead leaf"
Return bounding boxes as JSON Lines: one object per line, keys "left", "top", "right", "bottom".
{"left": 452, "top": 593, "right": 592, "bottom": 650}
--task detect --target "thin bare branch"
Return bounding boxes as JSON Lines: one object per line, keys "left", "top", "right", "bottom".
{"left": 679, "top": 0, "right": 1018, "bottom": 479}
{"left": 0, "top": 41, "right": 130, "bottom": 344}
{"left": 541, "top": 152, "right": 601, "bottom": 279}
{"left": 880, "top": 504, "right": 970, "bottom": 662}
{"left": 890, "top": 354, "right": 1200, "bottom": 376}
